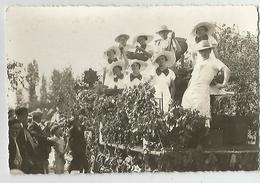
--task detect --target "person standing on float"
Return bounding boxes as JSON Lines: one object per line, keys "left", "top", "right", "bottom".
{"left": 150, "top": 51, "right": 176, "bottom": 112}
{"left": 154, "top": 25, "right": 182, "bottom": 63}
{"left": 126, "top": 59, "right": 148, "bottom": 88}
{"left": 181, "top": 40, "right": 231, "bottom": 127}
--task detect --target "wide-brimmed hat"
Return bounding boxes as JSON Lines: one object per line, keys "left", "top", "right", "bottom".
{"left": 129, "top": 59, "right": 148, "bottom": 72}
{"left": 115, "top": 34, "right": 130, "bottom": 42}
{"left": 132, "top": 33, "right": 153, "bottom": 45}
{"left": 31, "top": 108, "right": 43, "bottom": 117}
{"left": 103, "top": 46, "right": 120, "bottom": 59}
{"left": 191, "top": 22, "right": 216, "bottom": 36}
{"left": 108, "top": 61, "right": 125, "bottom": 76}
{"left": 156, "top": 25, "right": 172, "bottom": 34}
{"left": 153, "top": 51, "right": 176, "bottom": 68}
{"left": 195, "top": 40, "right": 215, "bottom": 51}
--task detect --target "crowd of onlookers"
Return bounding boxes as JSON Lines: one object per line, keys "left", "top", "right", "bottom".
{"left": 8, "top": 106, "right": 148, "bottom": 174}
{"left": 8, "top": 107, "right": 89, "bottom": 174}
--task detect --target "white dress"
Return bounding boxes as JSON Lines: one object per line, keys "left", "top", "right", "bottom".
{"left": 105, "top": 74, "right": 127, "bottom": 89}
{"left": 181, "top": 57, "right": 227, "bottom": 119}
{"left": 188, "top": 35, "right": 218, "bottom": 66}
{"left": 151, "top": 68, "right": 176, "bottom": 112}
{"left": 49, "top": 136, "right": 65, "bottom": 174}
{"left": 126, "top": 73, "right": 147, "bottom": 88}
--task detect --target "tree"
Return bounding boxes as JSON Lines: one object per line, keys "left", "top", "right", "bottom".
{"left": 16, "top": 88, "right": 25, "bottom": 106}
{"left": 7, "top": 58, "right": 26, "bottom": 91}
{"left": 82, "top": 68, "right": 99, "bottom": 88}
{"left": 26, "top": 60, "right": 40, "bottom": 110}
{"left": 49, "top": 69, "right": 62, "bottom": 109}
{"left": 40, "top": 74, "right": 48, "bottom": 107}
{"left": 49, "top": 67, "right": 76, "bottom": 117}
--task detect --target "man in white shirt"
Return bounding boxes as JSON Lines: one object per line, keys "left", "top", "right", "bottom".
{"left": 154, "top": 25, "right": 182, "bottom": 57}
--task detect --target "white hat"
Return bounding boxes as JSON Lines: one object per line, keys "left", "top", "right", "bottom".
{"left": 129, "top": 59, "right": 148, "bottom": 72}
{"left": 191, "top": 22, "right": 216, "bottom": 36}
{"left": 132, "top": 33, "right": 154, "bottom": 45}
{"left": 195, "top": 40, "right": 215, "bottom": 51}
{"left": 108, "top": 61, "right": 125, "bottom": 76}
{"left": 156, "top": 25, "right": 172, "bottom": 34}
{"left": 103, "top": 46, "right": 120, "bottom": 59}
{"left": 153, "top": 51, "right": 176, "bottom": 68}
{"left": 115, "top": 34, "right": 130, "bottom": 42}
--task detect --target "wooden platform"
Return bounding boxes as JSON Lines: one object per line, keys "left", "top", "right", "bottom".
{"left": 100, "top": 142, "right": 260, "bottom": 156}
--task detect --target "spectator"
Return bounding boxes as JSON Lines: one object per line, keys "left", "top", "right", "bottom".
{"left": 68, "top": 117, "right": 88, "bottom": 173}
{"left": 28, "top": 108, "right": 54, "bottom": 174}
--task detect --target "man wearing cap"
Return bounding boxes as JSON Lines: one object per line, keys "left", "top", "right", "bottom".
{"left": 15, "top": 106, "right": 38, "bottom": 174}
{"left": 8, "top": 118, "right": 22, "bottom": 171}
{"left": 182, "top": 40, "right": 231, "bottom": 127}
{"left": 28, "top": 108, "right": 54, "bottom": 174}
{"left": 154, "top": 25, "right": 182, "bottom": 59}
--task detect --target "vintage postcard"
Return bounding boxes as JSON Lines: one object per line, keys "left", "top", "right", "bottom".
{"left": 5, "top": 6, "right": 259, "bottom": 175}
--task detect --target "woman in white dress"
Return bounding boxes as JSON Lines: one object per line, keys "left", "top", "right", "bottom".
{"left": 103, "top": 46, "right": 121, "bottom": 84}
{"left": 105, "top": 61, "right": 127, "bottom": 89}
{"left": 126, "top": 59, "right": 148, "bottom": 88}
{"left": 150, "top": 51, "right": 176, "bottom": 112}
{"left": 181, "top": 40, "right": 231, "bottom": 127}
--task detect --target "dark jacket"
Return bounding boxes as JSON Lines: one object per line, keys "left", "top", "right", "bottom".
{"left": 16, "top": 128, "right": 38, "bottom": 173}
{"left": 28, "top": 121, "right": 53, "bottom": 160}
{"left": 9, "top": 136, "right": 20, "bottom": 170}
{"left": 69, "top": 125, "right": 86, "bottom": 157}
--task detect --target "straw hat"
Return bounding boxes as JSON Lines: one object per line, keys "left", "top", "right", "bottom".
{"left": 115, "top": 34, "right": 130, "bottom": 42}
{"left": 129, "top": 59, "right": 148, "bottom": 72}
{"left": 108, "top": 61, "right": 125, "bottom": 76}
{"left": 153, "top": 51, "right": 176, "bottom": 68}
{"left": 156, "top": 25, "right": 172, "bottom": 34}
{"left": 191, "top": 22, "right": 216, "bottom": 36}
{"left": 103, "top": 46, "right": 120, "bottom": 59}
{"left": 195, "top": 40, "right": 215, "bottom": 51}
{"left": 132, "top": 33, "right": 154, "bottom": 45}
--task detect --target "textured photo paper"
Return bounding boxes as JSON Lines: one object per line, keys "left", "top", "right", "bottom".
{"left": 5, "top": 5, "right": 259, "bottom": 176}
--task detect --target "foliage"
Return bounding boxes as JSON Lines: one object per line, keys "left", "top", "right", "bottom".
{"left": 40, "top": 74, "right": 48, "bottom": 107}
{"left": 82, "top": 68, "right": 99, "bottom": 88}
{"left": 49, "top": 67, "right": 76, "bottom": 116}
{"left": 6, "top": 58, "right": 26, "bottom": 91}
{"left": 15, "top": 88, "right": 25, "bottom": 106}
{"left": 163, "top": 105, "right": 207, "bottom": 149}
{"left": 214, "top": 24, "right": 259, "bottom": 116}
{"left": 26, "top": 60, "right": 40, "bottom": 110}
{"left": 81, "top": 82, "right": 208, "bottom": 150}
{"left": 212, "top": 24, "right": 259, "bottom": 134}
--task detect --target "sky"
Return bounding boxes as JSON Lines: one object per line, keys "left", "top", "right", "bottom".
{"left": 6, "top": 6, "right": 258, "bottom": 79}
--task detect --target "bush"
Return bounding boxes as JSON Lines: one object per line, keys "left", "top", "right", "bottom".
{"left": 212, "top": 25, "right": 259, "bottom": 141}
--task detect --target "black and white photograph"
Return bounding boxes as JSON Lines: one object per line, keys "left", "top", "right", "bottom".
{"left": 5, "top": 5, "right": 259, "bottom": 175}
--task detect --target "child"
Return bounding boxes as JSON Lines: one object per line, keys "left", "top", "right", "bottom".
{"left": 49, "top": 124, "right": 66, "bottom": 174}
